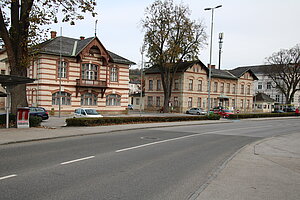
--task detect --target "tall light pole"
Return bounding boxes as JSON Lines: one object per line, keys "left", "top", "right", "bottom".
{"left": 204, "top": 5, "right": 222, "bottom": 113}
{"left": 140, "top": 45, "right": 145, "bottom": 117}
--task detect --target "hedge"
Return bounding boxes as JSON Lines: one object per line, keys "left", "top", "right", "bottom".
{"left": 0, "top": 114, "right": 42, "bottom": 127}
{"left": 66, "top": 114, "right": 221, "bottom": 127}
{"left": 228, "top": 112, "right": 296, "bottom": 119}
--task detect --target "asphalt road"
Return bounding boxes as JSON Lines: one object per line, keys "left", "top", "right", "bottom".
{"left": 0, "top": 118, "right": 299, "bottom": 200}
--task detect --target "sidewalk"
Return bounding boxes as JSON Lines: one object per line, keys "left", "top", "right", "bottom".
{"left": 0, "top": 117, "right": 229, "bottom": 145}
{"left": 196, "top": 132, "right": 300, "bottom": 200}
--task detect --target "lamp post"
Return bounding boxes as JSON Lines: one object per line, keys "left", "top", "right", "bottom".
{"left": 204, "top": 5, "right": 222, "bottom": 114}
{"left": 140, "top": 45, "right": 145, "bottom": 117}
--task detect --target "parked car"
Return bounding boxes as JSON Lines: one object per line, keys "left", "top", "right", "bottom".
{"left": 74, "top": 108, "right": 103, "bottom": 118}
{"left": 29, "top": 107, "right": 49, "bottom": 120}
{"left": 218, "top": 109, "right": 234, "bottom": 118}
{"left": 128, "top": 104, "right": 134, "bottom": 110}
{"left": 283, "top": 107, "right": 295, "bottom": 112}
{"left": 272, "top": 109, "right": 285, "bottom": 113}
{"left": 186, "top": 108, "right": 207, "bottom": 115}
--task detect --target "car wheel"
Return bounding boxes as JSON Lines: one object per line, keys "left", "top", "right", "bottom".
{"left": 186, "top": 111, "right": 189, "bottom": 114}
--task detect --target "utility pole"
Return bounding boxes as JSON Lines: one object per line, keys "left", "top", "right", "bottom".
{"left": 218, "top": 32, "right": 224, "bottom": 70}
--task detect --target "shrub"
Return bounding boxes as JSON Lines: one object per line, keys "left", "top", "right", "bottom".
{"left": 29, "top": 116, "right": 42, "bottom": 127}
{"left": 207, "top": 114, "right": 221, "bottom": 120}
{"left": 0, "top": 113, "right": 16, "bottom": 125}
{"left": 66, "top": 115, "right": 219, "bottom": 127}
{"left": 228, "top": 112, "right": 296, "bottom": 119}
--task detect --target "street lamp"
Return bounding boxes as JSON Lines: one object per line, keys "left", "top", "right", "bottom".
{"left": 204, "top": 5, "right": 222, "bottom": 113}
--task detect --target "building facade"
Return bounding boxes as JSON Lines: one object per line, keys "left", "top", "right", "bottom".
{"left": 0, "top": 32, "right": 135, "bottom": 115}
{"left": 235, "top": 65, "right": 300, "bottom": 109}
{"left": 144, "top": 61, "right": 258, "bottom": 113}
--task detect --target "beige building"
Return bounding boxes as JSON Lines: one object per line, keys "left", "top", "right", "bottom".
{"left": 144, "top": 60, "right": 258, "bottom": 113}
{"left": 0, "top": 32, "right": 135, "bottom": 115}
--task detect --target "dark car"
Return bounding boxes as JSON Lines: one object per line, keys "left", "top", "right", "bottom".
{"left": 272, "top": 109, "right": 285, "bottom": 113}
{"left": 283, "top": 107, "right": 295, "bottom": 112}
{"left": 29, "top": 107, "right": 49, "bottom": 120}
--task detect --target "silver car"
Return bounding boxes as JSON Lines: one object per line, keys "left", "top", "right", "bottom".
{"left": 186, "top": 108, "right": 207, "bottom": 115}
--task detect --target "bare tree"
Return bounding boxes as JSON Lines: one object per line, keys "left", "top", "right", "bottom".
{"left": 265, "top": 44, "right": 300, "bottom": 105}
{"left": 142, "top": 0, "right": 207, "bottom": 112}
{"left": 0, "top": 0, "right": 96, "bottom": 114}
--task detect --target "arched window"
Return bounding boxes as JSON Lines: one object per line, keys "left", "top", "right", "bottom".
{"left": 52, "top": 92, "right": 71, "bottom": 105}
{"left": 106, "top": 94, "right": 121, "bottom": 106}
{"left": 81, "top": 93, "right": 98, "bottom": 106}
{"left": 81, "top": 63, "right": 98, "bottom": 80}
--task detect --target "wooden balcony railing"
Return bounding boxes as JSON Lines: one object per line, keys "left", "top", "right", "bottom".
{"left": 76, "top": 79, "right": 107, "bottom": 88}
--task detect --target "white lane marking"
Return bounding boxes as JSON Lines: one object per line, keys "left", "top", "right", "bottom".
{"left": 115, "top": 125, "right": 277, "bottom": 153}
{"left": 116, "top": 133, "right": 207, "bottom": 153}
{"left": 0, "top": 174, "right": 17, "bottom": 181}
{"left": 60, "top": 156, "right": 95, "bottom": 165}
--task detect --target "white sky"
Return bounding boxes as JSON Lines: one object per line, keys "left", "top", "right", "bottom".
{"left": 50, "top": 0, "right": 300, "bottom": 69}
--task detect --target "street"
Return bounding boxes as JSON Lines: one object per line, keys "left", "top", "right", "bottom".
{"left": 0, "top": 118, "right": 299, "bottom": 200}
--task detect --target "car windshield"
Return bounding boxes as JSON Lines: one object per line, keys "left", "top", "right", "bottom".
{"left": 223, "top": 110, "right": 232, "bottom": 112}
{"left": 85, "top": 109, "right": 99, "bottom": 115}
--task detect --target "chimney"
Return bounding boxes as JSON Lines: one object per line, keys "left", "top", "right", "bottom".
{"left": 50, "top": 31, "right": 57, "bottom": 39}
{"left": 80, "top": 36, "right": 85, "bottom": 40}
{"left": 208, "top": 64, "right": 216, "bottom": 69}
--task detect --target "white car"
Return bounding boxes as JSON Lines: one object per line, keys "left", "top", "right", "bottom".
{"left": 186, "top": 108, "right": 207, "bottom": 115}
{"left": 74, "top": 108, "right": 103, "bottom": 118}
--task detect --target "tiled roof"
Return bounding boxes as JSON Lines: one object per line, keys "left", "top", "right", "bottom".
{"left": 229, "top": 67, "right": 259, "bottom": 80}
{"left": 38, "top": 36, "right": 135, "bottom": 65}
{"left": 233, "top": 65, "right": 273, "bottom": 75}
{"left": 254, "top": 92, "right": 275, "bottom": 102}
{"left": 212, "top": 69, "right": 237, "bottom": 80}
{"left": 145, "top": 60, "right": 207, "bottom": 74}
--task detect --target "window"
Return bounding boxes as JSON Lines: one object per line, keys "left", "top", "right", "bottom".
{"left": 148, "top": 96, "right": 153, "bottom": 106}
{"left": 156, "top": 96, "right": 161, "bottom": 107}
{"left": 276, "top": 95, "right": 280, "bottom": 102}
{"left": 197, "top": 97, "right": 202, "bottom": 108}
{"left": 226, "top": 83, "right": 230, "bottom": 93}
{"left": 267, "top": 82, "right": 271, "bottom": 89}
{"left": 110, "top": 66, "right": 118, "bottom": 82}
{"left": 52, "top": 91, "right": 71, "bottom": 105}
{"left": 220, "top": 83, "right": 224, "bottom": 93}
{"left": 81, "top": 93, "right": 97, "bottom": 106}
{"left": 149, "top": 80, "right": 153, "bottom": 90}
{"left": 188, "top": 97, "right": 193, "bottom": 107}
{"left": 247, "top": 85, "right": 251, "bottom": 95}
{"left": 240, "top": 84, "right": 244, "bottom": 94}
{"left": 157, "top": 80, "right": 161, "bottom": 90}
{"left": 136, "top": 98, "right": 140, "bottom": 105}
{"left": 174, "top": 97, "right": 179, "bottom": 107}
{"left": 214, "top": 82, "right": 218, "bottom": 92}
{"left": 258, "top": 82, "right": 262, "bottom": 90}
{"left": 1, "top": 70, "right": 5, "bottom": 75}
{"left": 174, "top": 79, "right": 179, "bottom": 90}
{"left": 106, "top": 94, "right": 121, "bottom": 106}
{"left": 232, "top": 84, "right": 236, "bottom": 94}
{"left": 58, "top": 61, "right": 67, "bottom": 78}
{"left": 81, "top": 63, "right": 98, "bottom": 80}
{"left": 232, "top": 99, "right": 235, "bottom": 108}
{"left": 241, "top": 99, "right": 244, "bottom": 109}
{"left": 247, "top": 100, "right": 250, "bottom": 109}
{"left": 198, "top": 80, "right": 202, "bottom": 91}
{"left": 188, "top": 79, "right": 193, "bottom": 90}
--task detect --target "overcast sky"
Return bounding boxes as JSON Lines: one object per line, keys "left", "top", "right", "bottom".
{"left": 50, "top": 0, "right": 300, "bottom": 70}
